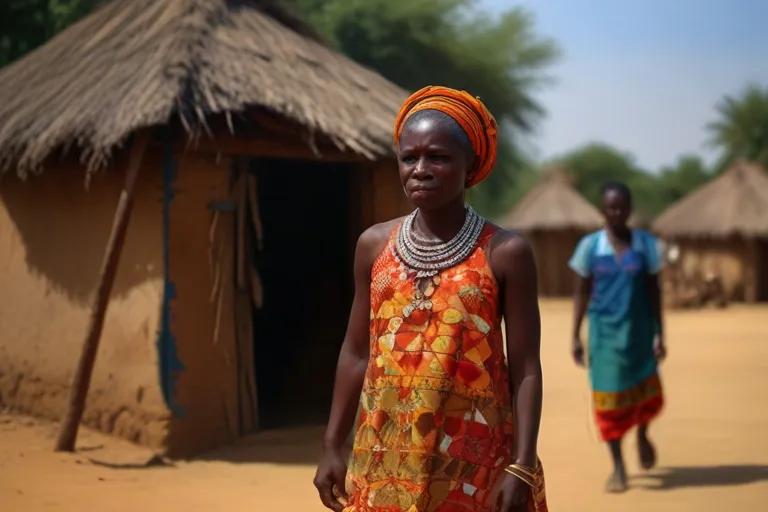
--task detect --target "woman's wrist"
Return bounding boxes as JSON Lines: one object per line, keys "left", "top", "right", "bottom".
{"left": 322, "top": 430, "right": 346, "bottom": 452}
{"left": 513, "top": 454, "right": 538, "bottom": 469}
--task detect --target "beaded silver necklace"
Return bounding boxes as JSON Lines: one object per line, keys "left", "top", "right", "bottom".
{"left": 393, "top": 205, "right": 484, "bottom": 316}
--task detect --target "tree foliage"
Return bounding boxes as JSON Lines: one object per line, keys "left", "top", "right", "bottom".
{"left": 546, "top": 143, "right": 714, "bottom": 216}
{"left": 2, "top": 0, "right": 559, "bottom": 216}
{"left": 1, "top": 0, "right": 743, "bottom": 221}
{"left": 0, "top": 0, "right": 101, "bottom": 67}
{"left": 290, "top": 0, "right": 560, "bottom": 216}
{"left": 656, "top": 154, "right": 712, "bottom": 205}
{"left": 547, "top": 143, "right": 651, "bottom": 210}
{"left": 707, "top": 84, "right": 768, "bottom": 169}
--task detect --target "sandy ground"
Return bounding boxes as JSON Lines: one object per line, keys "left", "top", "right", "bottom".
{"left": 2, "top": 300, "right": 768, "bottom": 511}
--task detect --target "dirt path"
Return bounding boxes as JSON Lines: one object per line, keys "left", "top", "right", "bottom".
{"left": 2, "top": 300, "right": 767, "bottom": 511}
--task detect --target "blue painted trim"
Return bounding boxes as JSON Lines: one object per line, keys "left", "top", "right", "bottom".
{"left": 157, "top": 143, "right": 186, "bottom": 417}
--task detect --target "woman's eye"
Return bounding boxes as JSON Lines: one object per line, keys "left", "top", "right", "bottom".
{"left": 401, "top": 156, "right": 417, "bottom": 164}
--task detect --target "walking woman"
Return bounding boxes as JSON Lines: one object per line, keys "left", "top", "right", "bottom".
{"left": 569, "top": 182, "right": 666, "bottom": 493}
{"left": 314, "top": 86, "right": 548, "bottom": 511}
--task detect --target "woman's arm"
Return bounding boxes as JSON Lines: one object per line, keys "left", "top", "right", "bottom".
{"left": 315, "top": 224, "right": 390, "bottom": 511}
{"left": 572, "top": 276, "right": 592, "bottom": 365}
{"left": 494, "top": 232, "right": 542, "bottom": 469}
{"left": 647, "top": 274, "right": 663, "bottom": 335}
{"left": 645, "top": 233, "right": 666, "bottom": 359}
{"left": 568, "top": 235, "right": 593, "bottom": 366}
{"left": 322, "top": 226, "right": 388, "bottom": 451}
{"left": 646, "top": 274, "right": 666, "bottom": 360}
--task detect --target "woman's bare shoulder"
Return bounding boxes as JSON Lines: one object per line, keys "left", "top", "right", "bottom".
{"left": 484, "top": 222, "right": 536, "bottom": 278}
{"left": 485, "top": 222, "right": 532, "bottom": 257}
{"left": 356, "top": 217, "right": 404, "bottom": 263}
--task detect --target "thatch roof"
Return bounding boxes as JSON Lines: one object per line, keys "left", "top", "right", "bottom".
{"left": 628, "top": 210, "right": 651, "bottom": 229}
{"left": 652, "top": 161, "right": 768, "bottom": 238}
{"left": 0, "top": 0, "right": 408, "bottom": 175}
{"left": 499, "top": 169, "right": 603, "bottom": 231}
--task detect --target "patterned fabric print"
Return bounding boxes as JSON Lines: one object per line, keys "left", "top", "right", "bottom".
{"left": 593, "top": 373, "right": 663, "bottom": 442}
{"left": 344, "top": 224, "right": 548, "bottom": 512}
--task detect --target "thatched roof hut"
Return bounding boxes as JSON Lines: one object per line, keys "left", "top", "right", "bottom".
{"left": 629, "top": 211, "right": 652, "bottom": 229}
{"left": 0, "top": 0, "right": 407, "bottom": 175}
{"left": 501, "top": 169, "right": 603, "bottom": 232}
{"left": 653, "top": 161, "right": 768, "bottom": 239}
{"left": 652, "top": 161, "right": 768, "bottom": 303}
{"left": 0, "top": 0, "right": 412, "bottom": 457}
{"left": 501, "top": 169, "right": 603, "bottom": 296}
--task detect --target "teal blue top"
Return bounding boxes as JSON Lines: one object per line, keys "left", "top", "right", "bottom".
{"left": 569, "top": 229, "right": 663, "bottom": 393}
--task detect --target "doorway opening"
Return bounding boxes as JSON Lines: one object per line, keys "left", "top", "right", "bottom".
{"left": 250, "top": 158, "right": 355, "bottom": 429}
{"left": 757, "top": 238, "right": 768, "bottom": 302}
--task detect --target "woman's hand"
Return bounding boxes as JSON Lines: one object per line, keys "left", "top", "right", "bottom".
{"left": 572, "top": 337, "right": 585, "bottom": 367}
{"left": 313, "top": 447, "right": 348, "bottom": 511}
{"left": 654, "top": 334, "right": 667, "bottom": 361}
{"left": 491, "top": 232, "right": 542, "bottom": 512}
{"left": 493, "top": 472, "right": 531, "bottom": 512}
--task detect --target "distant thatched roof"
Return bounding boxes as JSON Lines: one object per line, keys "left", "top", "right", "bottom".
{"left": 0, "top": 0, "right": 408, "bottom": 175}
{"left": 628, "top": 211, "right": 651, "bottom": 229}
{"left": 652, "top": 161, "right": 768, "bottom": 238}
{"left": 500, "top": 169, "right": 603, "bottom": 231}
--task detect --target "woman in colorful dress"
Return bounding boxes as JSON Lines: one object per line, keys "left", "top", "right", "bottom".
{"left": 314, "top": 86, "right": 548, "bottom": 512}
{"left": 569, "top": 181, "right": 666, "bottom": 493}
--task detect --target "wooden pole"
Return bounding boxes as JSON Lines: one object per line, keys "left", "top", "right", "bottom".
{"left": 54, "top": 129, "right": 151, "bottom": 452}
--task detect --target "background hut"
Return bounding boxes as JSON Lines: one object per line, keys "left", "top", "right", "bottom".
{"left": 0, "top": 0, "right": 410, "bottom": 457}
{"left": 500, "top": 169, "right": 603, "bottom": 296}
{"left": 629, "top": 210, "right": 652, "bottom": 229}
{"left": 652, "top": 161, "right": 768, "bottom": 303}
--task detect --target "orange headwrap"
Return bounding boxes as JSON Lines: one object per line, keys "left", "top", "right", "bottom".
{"left": 394, "top": 85, "right": 498, "bottom": 188}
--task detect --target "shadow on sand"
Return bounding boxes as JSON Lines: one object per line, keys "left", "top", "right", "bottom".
{"left": 194, "top": 426, "right": 349, "bottom": 466}
{"left": 633, "top": 465, "right": 768, "bottom": 490}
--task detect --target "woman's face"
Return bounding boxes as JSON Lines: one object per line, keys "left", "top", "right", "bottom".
{"left": 397, "top": 116, "right": 473, "bottom": 211}
{"left": 601, "top": 189, "right": 632, "bottom": 229}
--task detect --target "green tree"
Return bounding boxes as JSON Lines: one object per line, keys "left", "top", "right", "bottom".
{"left": 0, "top": 0, "right": 101, "bottom": 67}
{"left": 2, "top": 0, "right": 558, "bottom": 216}
{"left": 548, "top": 142, "right": 651, "bottom": 206}
{"left": 707, "top": 84, "right": 768, "bottom": 169}
{"left": 656, "top": 154, "right": 712, "bottom": 205}
{"left": 549, "top": 143, "right": 716, "bottom": 216}
{"left": 290, "top": 0, "right": 560, "bottom": 216}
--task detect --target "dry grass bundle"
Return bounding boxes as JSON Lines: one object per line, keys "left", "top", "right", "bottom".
{"left": 500, "top": 168, "right": 603, "bottom": 231}
{"left": 653, "top": 161, "right": 768, "bottom": 238}
{"left": 0, "top": 0, "right": 408, "bottom": 176}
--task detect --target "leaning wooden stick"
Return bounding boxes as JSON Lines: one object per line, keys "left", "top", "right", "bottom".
{"left": 54, "top": 128, "right": 151, "bottom": 452}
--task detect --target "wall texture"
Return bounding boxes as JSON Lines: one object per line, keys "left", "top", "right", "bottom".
{"left": 0, "top": 152, "right": 170, "bottom": 449}
{"left": 164, "top": 152, "right": 240, "bottom": 458}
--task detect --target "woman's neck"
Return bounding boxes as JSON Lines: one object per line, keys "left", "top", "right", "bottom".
{"left": 606, "top": 225, "right": 632, "bottom": 242}
{"left": 415, "top": 196, "right": 467, "bottom": 241}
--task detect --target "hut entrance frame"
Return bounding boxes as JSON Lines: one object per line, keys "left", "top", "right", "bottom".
{"left": 242, "top": 157, "right": 356, "bottom": 431}
{"left": 756, "top": 239, "right": 768, "bottom": 302}
{"left": 156, "top": 133, "right": 407, "bottom": 457}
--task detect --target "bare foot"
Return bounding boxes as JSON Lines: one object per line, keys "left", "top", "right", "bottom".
{"left": 605, "top": 466, "right": 628, "bottom": 493}
{"left": 638, "top": 435, "right": 656, "bottom": 470}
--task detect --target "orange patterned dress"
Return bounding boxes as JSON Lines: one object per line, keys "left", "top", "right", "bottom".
{"left": 344, "top": 224, "right": 548, "bottom": 512}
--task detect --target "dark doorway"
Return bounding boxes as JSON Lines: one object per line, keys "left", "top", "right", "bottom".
{"left": 758, "top": 238, "right": 768, "bottom": 302}
{"left": 251, "top": 159, "right": 355, "bottom": 429}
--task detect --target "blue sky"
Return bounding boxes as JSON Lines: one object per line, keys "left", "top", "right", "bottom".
{"left": 478, "top": 0, "right": 768, "bottom": 171}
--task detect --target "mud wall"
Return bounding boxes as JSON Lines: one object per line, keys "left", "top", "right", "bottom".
{"left": 164, "top": 152, "right": 240, "bottom": 458}
{"left": 527, "top": 229, "right": 586, "bottom": 297}
{"left": 673, "top": 238, "right": 748, "bottom": 301}
{"left": 0, "top": 152, "right": 170, "bottom": 449}
{"left": 161, "top": 155, "right": 410, "bottom": 456}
